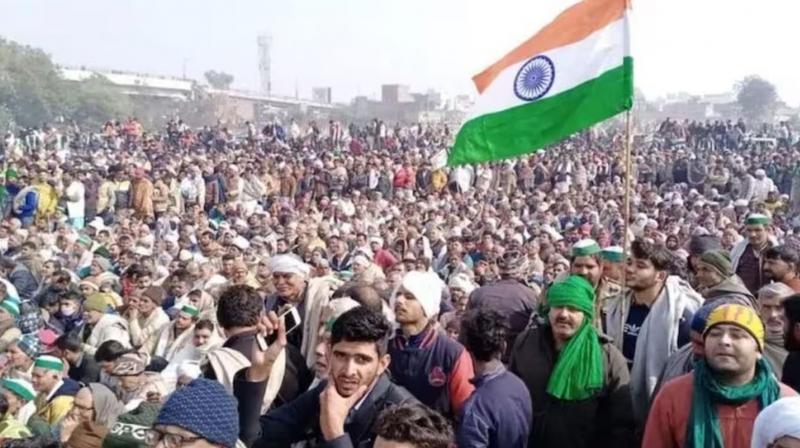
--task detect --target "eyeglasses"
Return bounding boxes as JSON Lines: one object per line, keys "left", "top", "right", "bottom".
{"left": 145, "top": 429, "right": 203, "bottom": 448}
{"left": 72, "top": 402, "right": 93, "bottom": 413}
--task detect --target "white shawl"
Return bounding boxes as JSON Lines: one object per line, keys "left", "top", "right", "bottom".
{"left": 605, "top": 276, "right": 703, "bottom": 421}
{"left": 153, "top": 323, "right": 194, "bottom": 361}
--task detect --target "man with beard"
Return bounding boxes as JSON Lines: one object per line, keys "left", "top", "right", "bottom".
{"left": 251, "top": 307, "right": 416, "bottom": 447}
{"left": 265, "top": 254, "right": 341, "bottom": 374}
{"left": 757, "top": 283, "right": 795, "bottom": 375}
{"left": 693, "top": 250, "right": 755, "bottom": 307}
{"left": 568, "top": 239, "right": 621, "bottom": 328}
{"left": 732, "top": 214, "right": 777, "bottom": 295}
{"left": 605, "top": 240, "right": 703, "bottom": 422}
{"left": 764, "top": 245, "right": 800, "bottom": 292}
{"left": 510, "top": 275, "right": 634, "bottom": 447}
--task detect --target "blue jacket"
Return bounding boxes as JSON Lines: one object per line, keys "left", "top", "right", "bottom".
{"left": 388, "top": 326, "right": 475, "bottom": 419}
{"left": 457, "top": 365, "right": 532, "bottom": 448}
{"left": 16, "top": 190, "right": 38, "bottom": 218}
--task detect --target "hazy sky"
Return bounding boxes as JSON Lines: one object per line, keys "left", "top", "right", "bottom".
{"left": 0, "top": 0, "right": 797, "bottom": 105}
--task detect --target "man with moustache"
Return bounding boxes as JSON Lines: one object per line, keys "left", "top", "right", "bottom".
{"left": 510, "top": 275, "right": 634, "bottom": 447}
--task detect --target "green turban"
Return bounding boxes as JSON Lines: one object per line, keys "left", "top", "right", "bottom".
{"left": 545, "top": 275, "right": 603, "bottom": 401}
{"left": 547, "top": 275, "right": 596, "bottom": 318}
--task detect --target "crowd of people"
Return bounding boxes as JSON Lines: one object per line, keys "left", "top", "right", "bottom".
{"left": 0, "top": 114, "right": 796, "bottom": 447}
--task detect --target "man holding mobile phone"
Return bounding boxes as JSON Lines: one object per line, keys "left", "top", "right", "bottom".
{"left": 264, "top": 254, "right": 340, "bottom": 404}
{"left": 244, "top": 307, "right": 417, "bottom": 448}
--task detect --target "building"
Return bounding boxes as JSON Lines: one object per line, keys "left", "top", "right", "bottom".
{"left": 312, "top": 87, "right": 332, "bottom": 104}
{"left": 381, "top": 84, "right": 412, "bottom": 104}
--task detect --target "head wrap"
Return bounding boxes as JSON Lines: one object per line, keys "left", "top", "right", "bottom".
{"left": 600, "top": 246, "right": 624, "bottom": 263}
{"left": 180, "top": 304, "right": 200, "bottom": 318}
{"left": 33, "top": 355, "right": 63, "bottom": 372}
{"left": 699, "top": 250, "right": 733, "bottom": 278}
{"left": 141, "top": 286, "right": 165, "bottom": 306}
{"left": 704, "top": 304, "right": 765, "bottom": 351}
{"left": 84, "top": 293, "right": 116, "bottom": 314}
{"left": 398, "top": 271, "right": 442, "bottom": 319}
{"left": 689, "top": 297, "right": 741, "bottom": 335}
{"left": 111, "top": 353, "right": 146, "bottom": 376}
{"left": 544, "top": 275, "right": 603, "bottom": 401}
{"left": 93, "top": 257, "right": 112, "bottom": 272}
{"left": 2, "top": 378, "right": 35, "bottom": 401}
{"left": 0, "top": 300, "right": 19, "bottom": 317}
{"left": 497, "top": 249, "right": 529, "bottom": 279}
{"left": 751, "top": 396, "right": 800, "bottom": 448}
{"left": 268, "top": 254, "right": 311, "bottom": 278}
{"left": 231, "top": 236, "right": 250, "bottom": 250}
{"left": 447, "top": 273, "right": 477, "bottom": 296}
{"left": 88, "top": 382, "right": 126, "bottom": 427}
{"left": 154, "top": 379, "right": 239, "bottom": 448}
{"left": 572, "top": 239, "right": 601, "bottom": 258}
{"left": 746, "top": 213, "right": 771, "bottom": 226}
{"left": 16, "top": 333, "right": 39, "bottom": 360}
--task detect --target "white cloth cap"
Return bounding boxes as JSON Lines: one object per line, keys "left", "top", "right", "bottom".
{"left": 232, "top": 236, "right": 250, "bottom": 250}
{"left": 751, "top": 396, "right": 800, "bottom": 448}
{"left": 397, "top": 271, "right": 442, "bottom": 319}
{"left": 269, "top": 254, "right": 310, "bottom": 278}
{"left": 448, "top": 273, "right": 477, "bottom": 296}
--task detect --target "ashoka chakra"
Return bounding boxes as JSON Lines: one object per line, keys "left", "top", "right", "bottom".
{"left": 513, "top": 55, "right": 555, "bottom": 102}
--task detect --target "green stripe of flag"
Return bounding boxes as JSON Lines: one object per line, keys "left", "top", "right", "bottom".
{"left": 448, "top": 57, "right": 634, "bottom": 166}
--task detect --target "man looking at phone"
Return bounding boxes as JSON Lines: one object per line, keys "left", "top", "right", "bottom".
{"left": 248, "top": 306, "right": 417, "bottom": 448}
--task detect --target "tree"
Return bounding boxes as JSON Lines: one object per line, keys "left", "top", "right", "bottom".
{"left": 736, "top": 75, "right": 779, "bottom": 124}
{"left": 0, "top": 36, "right": 131, "bottom": 130}
{"left": 64, "top": 75, "right": 131, "bottom": 129}
{"left": 204, "top": 70, "right": 234, "bottom": 90}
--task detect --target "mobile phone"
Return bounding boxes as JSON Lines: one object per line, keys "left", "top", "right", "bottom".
{"left": 256, "top": 306, "right": 303, "bottom": 351}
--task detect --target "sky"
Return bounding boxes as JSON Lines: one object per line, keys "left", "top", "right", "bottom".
{"left": 0, "top": 0, "right": 797, "bottom": 105}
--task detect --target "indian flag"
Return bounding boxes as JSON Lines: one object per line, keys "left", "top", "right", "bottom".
{"left": 448, "top": 0, "right": 633, "bottom": 166}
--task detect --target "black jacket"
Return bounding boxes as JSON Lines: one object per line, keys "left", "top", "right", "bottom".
{"left": 509, "top": 324, "right": 636, "bottom": 448}
{"left": 250, "top": 374, "right": 416, "bottom": 448}
{"left": 68, "top": 354, "right": 101, "bottom": 384}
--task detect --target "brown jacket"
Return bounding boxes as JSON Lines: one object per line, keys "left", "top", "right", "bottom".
{"left": 131, "top": 178, "right": 154, "bottom": 219}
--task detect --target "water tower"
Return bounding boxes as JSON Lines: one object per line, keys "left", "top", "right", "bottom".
{"left": 257, "top": 34, "right": 272, "bottom": 96}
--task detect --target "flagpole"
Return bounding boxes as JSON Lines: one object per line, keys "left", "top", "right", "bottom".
{"left": 622, "top": 110, "right": 633, "bottom": 291}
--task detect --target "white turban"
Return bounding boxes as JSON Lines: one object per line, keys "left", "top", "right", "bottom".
{"left": 353, "top": 255, "right": 370, "bottom": 267}
{"left": 269, "top": 254, "right": 311, "bottom": 278}
{"left": 232, "top": 236, "right": 250, "bottom": 250}
{"left": 751, "top": 397, "right": 800, "bottom": 448}
{"left": 396, "top": 271, "right": 442, "bottom": 319}
{"left": 448, "top": 273, "right": 477, "bottom": 296}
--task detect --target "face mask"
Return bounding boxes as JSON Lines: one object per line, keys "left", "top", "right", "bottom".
{"left": 60, "top": 305, "right": 77, "bottom": 317}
